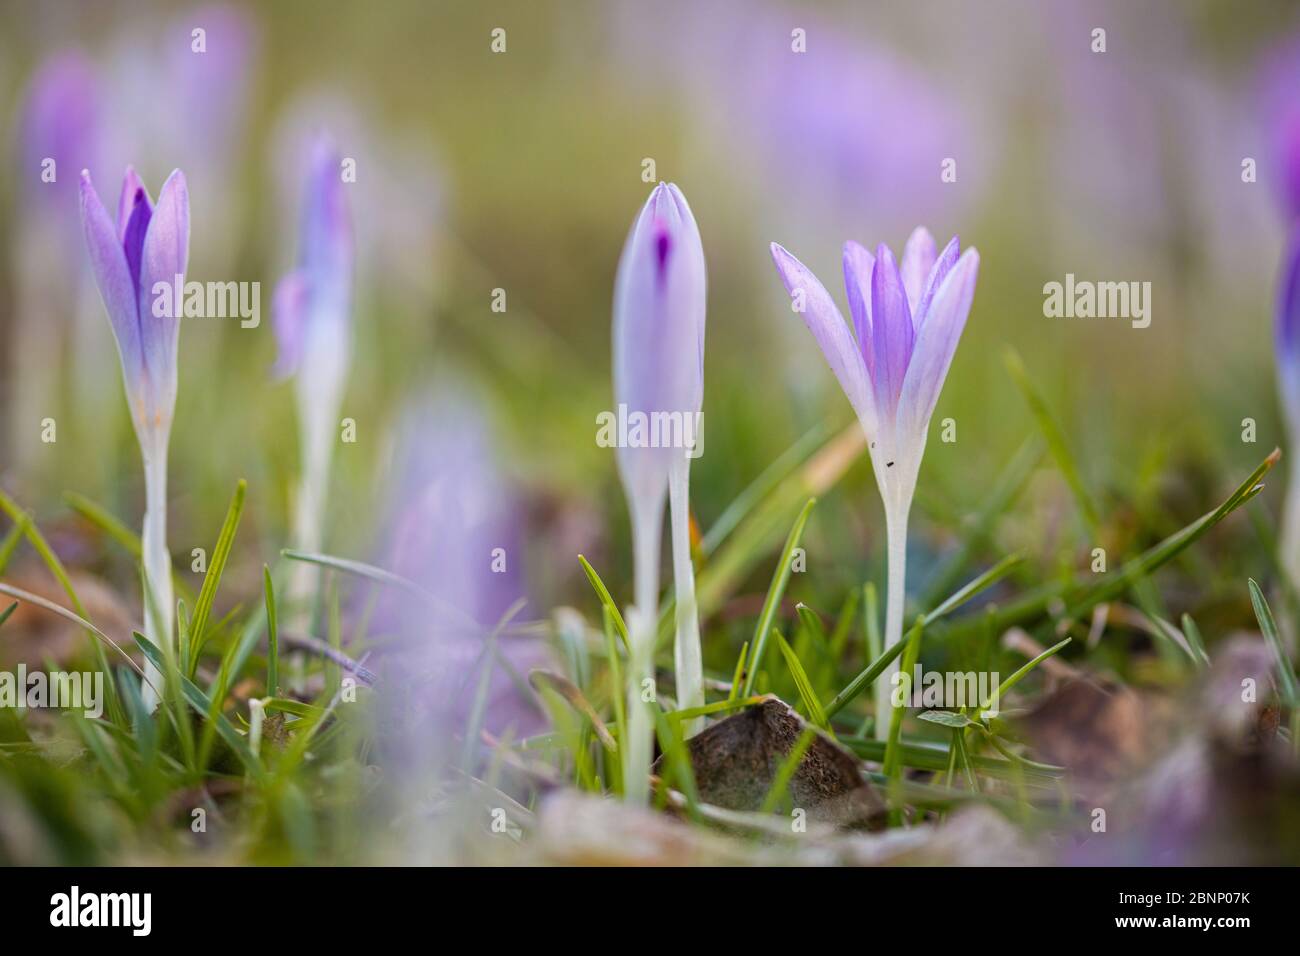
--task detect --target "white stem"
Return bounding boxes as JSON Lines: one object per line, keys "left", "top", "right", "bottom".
{"left": 668, "top": 453, "right": 704, "bottom": 737}
{"left": 288, "top": 398, "right": 335, "bottom": 634}
{"left": 623, "top": 494, "right": 663, "bottom": 805}
{"left": 876, "top": 501, "right": 910, "bottom": 739}
{"left": 141, "top": 443, "right": 173, "bottom": 710}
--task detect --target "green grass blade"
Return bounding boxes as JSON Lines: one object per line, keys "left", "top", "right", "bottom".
{"left": 578, "top": 554, "right": 630, "bottom": 654}
{"left": 1249, "top": 578, "right": 1299, "bottom": 706}
{"left": 824, "top": 638, "right": 908, "bottom": 721}
{"left": 187, "top": 479, "right": 246, "bottom": 670}
{"left": 759, "top": 725, "right": 817, "bottom": 814}
{"left": 741, "top": 497, "right": 816, "bottom": 697}
{"left": 264, "top": 566, "right": 279, "bottom": 695}
{"left": 924, "top": 552, "right": 1024, "bottom": 624}
{"left": 64, "top": 491, "right": 142, "bottom": 558}
{"left": 774, "top": 628, "right": 830, "bottom": 731}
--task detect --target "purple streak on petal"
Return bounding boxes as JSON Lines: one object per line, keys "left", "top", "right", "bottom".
{"left": 842, "top": 240, "right": 875, "bottom": 377}
{"left": 116, "top": 167, "right": 149, "bottom": 243}
{"left": 136, "top": 170, "right": 189, "bottom": 418}
{"left": 121, "top": 187, "right": 152, "bottom": 293}
{"left": 80, "top": 170, "right": 143, "bottom": 396}
{"left": 1276, "top": 227, "right": 1300, "bottom": 426}
{"left": 899, "top": 227, "right": 937, "bottom": 319}
{"left": 770, "top": 242, "right": 874, "bottom": 432}
{"left": 272, "top": 271, "right": 309, "bottom": 380}
{"left": 912, "top": 235, "right": 961, "bottom": 332}
{"left": 896, "top": 248, "right": 979, "bottom": 444}
{"left": 870, "top": 242, "right": 913, "bottom": 420}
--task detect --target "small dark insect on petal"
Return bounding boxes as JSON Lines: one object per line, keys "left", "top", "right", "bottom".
{"left": 886, "top": 461, "right": 895, "bottom": 467}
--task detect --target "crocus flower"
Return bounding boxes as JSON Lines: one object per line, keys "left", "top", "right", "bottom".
{"left": 366, "top": 386, "right": 549, "bottom": 861}
{"left": 612, "top": 182, "right": 706, "bottom": 801}
{"left": 274, "top": 135, "right": 353, "bottom": 634}
{"left": 1276, "top": 230, "right": 1300, "bottom": 585}
{"left": 80, "top": 167, "right": 190, "bottom": 706}
{"left": 770, "top": 228, "right": 978, "bottom": 736}
{"left": 11, "top": 52, "right": 102, "bottom": 474}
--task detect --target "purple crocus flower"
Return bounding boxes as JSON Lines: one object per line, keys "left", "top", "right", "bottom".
{"left": 273, "top": 135, "right": 353, "bottom": 633}
{"left": 10, "top": 52, "right": 102, "bottom": 473}
{"left": 80, "top": 167, "right": 190, "bottom": 706}
{"left": 1276, "top": 229, "right": 1300, "bottom": 584}
{"left": 371, "top": 387, "right": 549, "bottom": 859}
{"left": 612, "top": 181, "right": 706, "bottom": 802}
{"left": 770, "top": 228, "right": 978, "bottom": 736}
{"left": 1258, "top": 32, "right": 1300, "bottom": 222}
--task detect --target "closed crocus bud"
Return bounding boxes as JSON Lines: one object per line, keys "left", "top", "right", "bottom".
{"left": 80, "top": 166, "right": 189, "bottom": 707}
{"left": 80, "top": 167, "right": 190, "bottom": 452}
{"left": 274, "top": 134, "right": 354, "bottom": 637}
{"left": 611, "top": 181, "right": 706, "bottom": 800}
{"left": 613, "top": 182, "right": 706, "bottom": 508}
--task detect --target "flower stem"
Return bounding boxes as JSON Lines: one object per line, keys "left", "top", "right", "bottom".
{"left": 141, "top": 444, "right": 173, "bottom": 710}
{"left": 668, "top": 454, "right": 704, "bottom": 737}
{"left": 623, "top": 495, "right": 663, "bottom": 804}
{"left": 876, "top": 503, "right": 909, "bottom": 739}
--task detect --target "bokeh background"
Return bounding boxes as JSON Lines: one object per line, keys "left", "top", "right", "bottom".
{"left": 1, "top": 0, "right": 1300, "bottom": 862}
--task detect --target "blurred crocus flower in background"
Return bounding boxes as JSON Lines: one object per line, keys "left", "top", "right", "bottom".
{"left": 106, "top": 3, "right": 258, "bottom": 272}
{"left": 372, "top": 388, "right": 547, "bottom": 859}
{"left": 1258, "top": 33, "right": 1300, "bottom": 222}
{"left": 9, "top": 52, "right": 102, "bottom": 476}
{"left": 612, "top": 182, "right": 707, "bottom": 801}
{"left": 80, "top": 167, "right": 190, "bottom": 707}
{"left": 274, "top": 135, "right": 353, "bottom": 637}
{"left": 771, "top": 228, "right": 979, "bottom": 736}
{"left": 1276, "top": 233, "right": 1300, "bottom": 586}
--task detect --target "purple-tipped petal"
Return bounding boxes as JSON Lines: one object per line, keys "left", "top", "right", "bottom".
{"left": 899, "top": 227, "right": 937, "bottom": 318}
{"left": 136, "top": 169, "right": 189, "bottom": 419}
{"left": 116, "top": 167, "right": 149, "bottom": 243}
{"left": 1276, "top": 227, "right": 1300, "bottom": 427}
{"left": 771, "top": 242, "right": 874, "bottom": 432}
{"left": 896, "top": 247, "right": 980, "bottom": 444}
{"left": 842, "top": 240, "right": 875, "bottom": 376}
{"left": 80, "top": 170, "right": 143, "bottom": 393}
{"left": 870, "top": 242, "right": 914, "bottom": 419}
{"left": 912, "top": 235, "right": 961, "bottom": 332}
{"left": 273, "top": 271, "right": 310, "bottom": 379}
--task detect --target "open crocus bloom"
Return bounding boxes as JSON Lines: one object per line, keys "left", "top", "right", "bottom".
{"left": 770, "top": 228, "right": 978, "bottom": 515}
{"left": 771, "top": 227, "right": 978, "bottom": 736}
